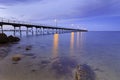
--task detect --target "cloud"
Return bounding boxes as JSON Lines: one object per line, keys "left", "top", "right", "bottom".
{"left": 0, "top": 7, "right": 6, "bottom": 9}
{"left": 0, "top": 0, "right": 42, "bottom": 5}
{"left": 0, "top": 0, "right": 120, "bottom": 31}
{"left": 0, "top": 5, "right": 7, "bottom": 9}
{"left": 74, "top": 0, "right": 120, "bottom": 18}
{"left": 1, "top": 0, "right": 120, "bottom": 20}
{"left": 1, "top": 0, "right": 80, "bottom": 20}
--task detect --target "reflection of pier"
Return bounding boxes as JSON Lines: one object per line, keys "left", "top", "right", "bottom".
{"left": 0, "top": 18, "right": 87, "bottom": 36}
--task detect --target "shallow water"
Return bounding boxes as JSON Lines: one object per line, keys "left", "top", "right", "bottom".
{"left": 0, "top": 31, "right": 120, "bottom": 80}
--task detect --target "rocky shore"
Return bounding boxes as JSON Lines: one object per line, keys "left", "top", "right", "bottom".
{"left": 0, "top": 33, "right": 20, "bottom": 44}
{"left": 0, "top": 33, "right": 20, "bottom": 60}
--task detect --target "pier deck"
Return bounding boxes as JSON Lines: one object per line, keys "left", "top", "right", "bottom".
{"left": 0, "top": 18, "right": 87, "bottom": 36}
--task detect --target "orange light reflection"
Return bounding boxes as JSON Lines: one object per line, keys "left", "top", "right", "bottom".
{"left": 70, "top": 32, "right": 74, "bottom": 56}
{"left": 53, "top": 34, "right": 59, "bottom": 58}
{"left": 76, "top": 32, "right": 80, "bottom": 48}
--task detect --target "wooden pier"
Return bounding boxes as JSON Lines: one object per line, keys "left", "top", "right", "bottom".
{"left": 0, "top": 18, "right": 87, "bottom": 36}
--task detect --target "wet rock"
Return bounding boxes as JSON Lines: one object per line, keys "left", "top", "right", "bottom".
{"left": 12, "top": 56, "right": 21, "bottom": 62}
{"left": 74, "top": 64, "right": 96, "bottom": 80}
{"left": 0, "top": 33, "right": 20, "bottom": 44}
{"left": 8, "top": 35, "right": 20, "bottom": 42}
{"left": 12, "top": 54, "right": 22, "bottom": 62}
{"left": 25, "top": 45, "right": 32, "bottom": 50}
{"left": 26, "top": 48, "right": 30, "bottom": 50}
{"left": 17, "top": 46, "right": 21, "bottom": 49}
{"left": 31, "top": 69, "right": 36, "bottom": 72}
{"left": 0, "top": 33, "right": 8, "bottom": 44}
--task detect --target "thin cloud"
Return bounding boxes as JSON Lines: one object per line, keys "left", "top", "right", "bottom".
{"left": 0, "top": 0, "right": 120, "bottom": 30}
{"left": 1, "top": 0, "right": 120, "bottom": 19}
{"left": 0, "top": 0, "right": 42, "bottom": 5}
{"left": 0, "top": 7, "right": 6, "bottom": 9}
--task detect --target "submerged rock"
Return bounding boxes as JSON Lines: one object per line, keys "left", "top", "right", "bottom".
{"left": 23, "top": 53, "right": 34, "bottom": 56}
{"left": 17, "top": 46, "right": 21, "bottom": 49}
{"left": 41, "top": 60, "right": 50, "bottom": 64}
{"left": 25, "top": 45, "right": 32, "bottom": 50}
{"left": 74, "top": 64, "right": 96, "bottom": 80}
{"left": 0, "top": 49, "right": 8, "bottom": 59}
{"left": 25, "top": 47, "right": 31, "bottom": 50}
{"left": 31, "top": 69, "right": 37, "bottom": 72}
{"left": 0, "top": 33, "right": 8, "bottom": 44}
{"left": 50, "top": 57, "right": 77, "bottom": 77}
{"left": 12, "top": 56, "right": 21, "bottom": 62}
{"left": 12, "top": 54, "right": 22, "bottom": 62}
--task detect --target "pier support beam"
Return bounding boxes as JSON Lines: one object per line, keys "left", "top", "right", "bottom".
{"left": 42, "top": 28, "right": 44, "bottom": 34}
{"left": 40, "top": 27, "right": 42, "bottom": 34}
{"left": 38, "top": 27, "right": 42, "bottom": 35}
{"left": 13, "top": 26, "right": 16, "bottom": 36}
{"left": 56, "top": 29, "right": 58, "bottom": 33}
{"left": 46, "top": 28, "right": 49, "bottom": 34}
{"left": 26, "top": 27, "right": 34, "bottom": 36}
{"left": 51, "top": 29, "right": 53, "bottom": 34}
{"left": 0, "top": 24, "right": 3, "bottom": 33}
{"left": 19, "top": 27, "right": 22, "bottom": 37}
{"left": 13, "top": 25, "right": 21, "bottom": 36}
{"left": 26, "top": 27, "right": 28, "bottom": 36}
{"left": 32, "top": 27, "right": 34, "bottom": 35}
{"left": 35, "top": 27, "right": 38, "bottom": 35}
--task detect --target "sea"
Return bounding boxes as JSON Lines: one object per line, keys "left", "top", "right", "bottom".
{"left": 0, "top": 31, "right": 120, "bottom": 80}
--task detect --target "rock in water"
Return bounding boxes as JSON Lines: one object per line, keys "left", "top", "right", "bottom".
{"left": 74, "top": 64, "right": 96, "bottom": 80}
{"left": 0, "top": 33, "right": 8, "bottom": 43}
{"left": 12, "top": 54, "right": 22, "bottom": 62}
{"left": 25, "top": 47, "right": 31, "bottom": 50}
{"left": 8, "top": 35, "right": 20, "bottom": 42}
{"left": 14, "top": 37, "right": 20, "bottom": 42}
{"left": 0, "top": 33, "right": 20, "bottom": 44}
{"left": 0, "top": 49, "right": 8, "bottom": 59}
{"left": 25, "top": 45, "right": 32, "bottom": 50}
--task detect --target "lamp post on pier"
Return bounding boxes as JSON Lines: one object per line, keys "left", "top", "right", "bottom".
{"left": 54, "top": 19, "right": 57, "bottom": 27}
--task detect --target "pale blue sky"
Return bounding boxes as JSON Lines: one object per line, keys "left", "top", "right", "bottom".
{"left": 0, "top": 0, "right": 120, "bottom": 31}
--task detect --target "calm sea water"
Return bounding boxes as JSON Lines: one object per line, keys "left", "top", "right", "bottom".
{"left": 0, "top": 31, "right": 120, "bottom": 80}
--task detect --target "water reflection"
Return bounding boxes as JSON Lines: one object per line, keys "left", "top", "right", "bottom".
{"left": 80, "top": 32, "right": 84, "bottom": 50}
{"left": 76, "top": 32, "right": 83, "bottom": 49}
{"left": 70, "top": 32, "right": 74, "bottom": 49}
{"left": 53, "top": 34, "right": 59, "bottom": 58}
{"left": 50, "top": 57, "right": 77, "bottom": 78}
{"left": 70, "top": 32, "right": 74, "bottom": 56}
{"left": 51, "top": 33, "right": 78, "bottom": 79}
{"left": 76, "top": 32, "right": 80, "bottom": 48}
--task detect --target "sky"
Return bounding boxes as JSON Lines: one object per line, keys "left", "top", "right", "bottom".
{"left": 0, "top": 0, "right": 120, "bottom": 31}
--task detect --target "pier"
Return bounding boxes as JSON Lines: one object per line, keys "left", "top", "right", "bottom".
{"left": 0, "top": 18, "right": 87, "bottom": 36}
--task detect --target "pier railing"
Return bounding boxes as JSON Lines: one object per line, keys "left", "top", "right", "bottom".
{"left": 0, "top": 17, "right": 64, "bottom": 29}
{"left": 0, "top": 17, "right": 47, "bottom": 27}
